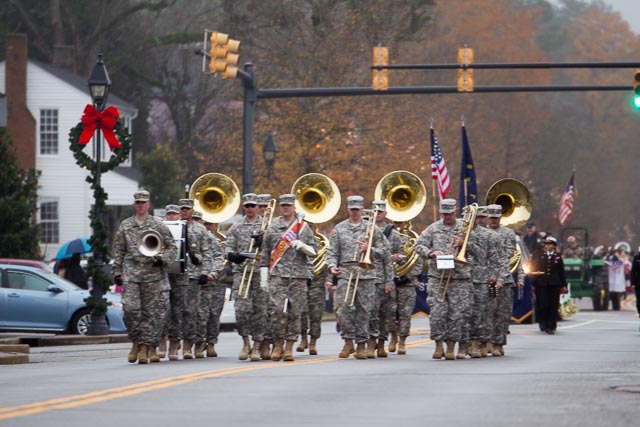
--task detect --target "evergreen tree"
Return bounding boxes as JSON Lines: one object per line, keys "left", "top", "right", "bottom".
{"left": 0, "top": 128, "right": 41, "bottom": 259}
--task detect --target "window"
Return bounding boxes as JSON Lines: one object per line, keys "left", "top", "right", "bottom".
{"left": 7, "top": 271, "right": 50, "bottom": 292}
{"left": 40, "top": 200, "right": 59, "bottom": 244}
{"left": 39, "top": 109, "right": 59, "bottom": 155}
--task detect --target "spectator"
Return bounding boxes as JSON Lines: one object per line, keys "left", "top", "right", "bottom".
{"left": 523, "top": 221, "right": 542, "bottom": 255}
{"left": 64, "top": 253, "right": 88, "bottom": 289}
{"left": 562, "top": 235, "right": 585, "bottom": 259}
{"left": 606, "top": 248, "right": 626, "bottom": 310}
{"left": 630, "top": 247, "right": 640, "bottom": 318}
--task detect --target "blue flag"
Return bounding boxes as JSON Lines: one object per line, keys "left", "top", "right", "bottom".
{"left": 459, "top": 124, "right": 477, "bottom": 210}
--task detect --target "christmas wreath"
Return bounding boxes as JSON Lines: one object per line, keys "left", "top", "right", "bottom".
{"left": 68, "top": 104, "right": 132, "bottom": 172}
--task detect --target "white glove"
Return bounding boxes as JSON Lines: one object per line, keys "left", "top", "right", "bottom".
{"left": 291, "top": 239, "right": 316, "bottom": 257}
{"left": 260, "top": 267, "right": 269, "bottom": 290}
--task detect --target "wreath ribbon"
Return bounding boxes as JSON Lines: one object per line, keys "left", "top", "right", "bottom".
{"left": 78, "top": 104, "right": 122, "bottom": 150}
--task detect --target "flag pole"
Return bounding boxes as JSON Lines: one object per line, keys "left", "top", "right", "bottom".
{"left": 429, "top": 117, "right": 437, "bottom": 222}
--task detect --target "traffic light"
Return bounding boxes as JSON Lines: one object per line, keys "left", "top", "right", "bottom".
{"left": 372, "top": 46, "right": 389, "bottom": 91}
{"left": 457, "top": 47, "right": 474, "bottom": 92}
{"left": 633, "top": 69, "right": 640, "bottom": 109}
{"left": 208, "top": 32, "right": 240, "bottom": 79}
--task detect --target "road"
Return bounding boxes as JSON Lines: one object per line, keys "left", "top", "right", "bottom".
{"left": 1, "top": 299, "right": 639, "bottom": 427}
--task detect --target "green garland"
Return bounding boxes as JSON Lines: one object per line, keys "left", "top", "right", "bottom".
{"left": 68, "top": 119, "right": 132, "bottom": 172}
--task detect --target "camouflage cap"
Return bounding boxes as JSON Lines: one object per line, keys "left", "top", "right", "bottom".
{"left": 179, "top": 198, "right": 194, "bottom": 209}
{"left": 165, "top": 204, "right": 180, "bottom": 214}
{"left": 347, "top": 195, "right": 364, "bottom": 209}
{"left": 439, "top": 198, "right": 457, "bottom": 214}
{"left": 278, "top": 193, "right": 295, "bottom": 205}
{"left": 242, "top": 193, "right": 258, "bottom": 206}
{"left": 134, "top": 190, "right": 150, "bottom": 202}
{"left": 256, "top": 194, "right": 271, "bottom": 206}
{"left": 372, "top": 200, "right": 386, "bottom": 212}
{"left": 192, "top": 211, "right": 203, "bottom": 220}
{"left": 476, "top": 205, "right": 488, "bottom": 217}
{"left": 486, "top": 204, "right": 503, "bottom": 218}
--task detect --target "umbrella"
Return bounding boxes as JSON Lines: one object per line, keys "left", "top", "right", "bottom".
{"left": 56, "top": 238, "right": 92, "bottom": 260}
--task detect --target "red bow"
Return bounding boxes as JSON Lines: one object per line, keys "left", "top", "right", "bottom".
{"left": 78, "top": 104, "right": 121, "bottom": 150}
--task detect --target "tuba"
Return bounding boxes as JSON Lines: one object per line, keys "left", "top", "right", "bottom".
{"left": 485, "top": 178, "right": 532, "bottom": 272}
{"left": 139, "top": 230, "right": 163, "bottom": 257}
{"left": 189, "top": 173, "right": 241, "bottom": 226}
{"left": 374, "top": 171, "right": 427, "bottom": 277}
{"left": 291, "top": 173, "right": 341, "bottom": 276}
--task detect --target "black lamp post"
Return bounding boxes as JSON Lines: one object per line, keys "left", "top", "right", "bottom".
{"left": 86, "top": 54, "right": 111, "bottom": 336}
{"left": 263, "top": 133, "right": 277, "bottom": 180}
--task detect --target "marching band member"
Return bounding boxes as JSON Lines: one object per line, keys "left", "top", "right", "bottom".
{"left": 485, "top": 204, "right": 524, "bottom": 356}
{"left": 261, "top": 194, "right": 316, "bottom": 361}
{"left": 112, "top": 190, "right": 177, "bottom": 364}
{"left": 414, "top": 198, "right": 479, "bottom": 360}
{"left": 225, "top": 193, "right": 268, "bottom": 361}
{"left": 531, "top": 236, "right": 567, "bottom": 334}
{"left": 178, "top": 199, "right": 212, "bottom": 359}
{"left": 256, "top": 193, "right": 274, "bottom": 359}
{"left": 326, "top": 195, "right": 386, "bottom": 360}
{"left": 192, "top": 211, "right": 225, "bottom": 358}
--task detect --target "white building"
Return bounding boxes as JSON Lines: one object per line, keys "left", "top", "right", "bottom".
{"left": 0, "top": 34, "right": 139, "bottom": 261}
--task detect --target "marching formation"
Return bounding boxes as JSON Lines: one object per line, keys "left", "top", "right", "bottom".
{"left": 112, "top": 172, "right": 550, "bottom": 365}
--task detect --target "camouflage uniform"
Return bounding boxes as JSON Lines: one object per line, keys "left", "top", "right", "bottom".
{"left": 196, "top": 229, "right": 225, "bottom": 347}
{"left": 468, "top": 223, "right": 501, "bottom": 345}
{"left": 414, "top": 218, "right": 478, "bottom": 344}
{"left": 488, "top": 225, "right": 522, "bottom": 348}
{"left": 394, "top": 254, "right": 421, "bottom": 338}
{"left": 327, "top": 218, "right": 386, "bottom": 345}
{"left": 262, "top": 216, "right": 315, "bottom": 341}
{"left": 183, "top": 220, "right": 212, "bottom": 344}
{"left": 225, "top": 215, "right": 268, "bottom": 342}
{"left": 112, "top": 215, "right": 177, "bottom": 348}
{"left": 300, "top": 268, "right": 328, "bottom": 341}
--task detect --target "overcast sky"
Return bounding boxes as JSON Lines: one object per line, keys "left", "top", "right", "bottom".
{"left": 550, "top": 0, "right": 640, "bottom": 33}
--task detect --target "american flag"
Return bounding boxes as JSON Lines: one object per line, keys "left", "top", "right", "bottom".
{"left": 558, "top": 170, "right": 575, "bottom": 225}
{"left": 430, "top": 127, "right": 451, "bottom": 199}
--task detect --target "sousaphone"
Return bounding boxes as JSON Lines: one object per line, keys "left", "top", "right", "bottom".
{"left": 189, "top": 173, "right": 240, "bottom": 225}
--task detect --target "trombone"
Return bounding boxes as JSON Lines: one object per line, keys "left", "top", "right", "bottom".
{"left": 344, "top": 206, "right": 377, "bottom": 307}
{"left": 238, "top": 198, "right": 276, "bottom": 299}
{"left": 434, "top": 203, "right": 477, "bottom": 303}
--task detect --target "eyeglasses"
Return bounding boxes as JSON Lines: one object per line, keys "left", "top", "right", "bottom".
{"left": 134, "top": 201, "right": 147, "bottom": 205}
{"left": 180, "top": 207, "right": 191, "bottom": 210}
{"left": 244, "top": 204, "right": 257, "bottom": 208}
{"left": 280, "top": 204, "right": 293, "bottom": 207}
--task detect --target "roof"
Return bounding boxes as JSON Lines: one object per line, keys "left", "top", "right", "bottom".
{"left": 31, "top": 60, "right": 137, "bottom": 113}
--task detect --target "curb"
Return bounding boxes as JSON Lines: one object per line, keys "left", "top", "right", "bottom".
{"left": 0, "top": 352, "right": 29, "bottom": 365}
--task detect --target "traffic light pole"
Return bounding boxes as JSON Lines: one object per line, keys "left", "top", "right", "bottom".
{"left": 240, "top": 64, "right": 257, "bottom": 195}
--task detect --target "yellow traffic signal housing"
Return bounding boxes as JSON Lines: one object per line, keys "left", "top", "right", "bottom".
{"left": 208, "top": 31, "right": 241, "bottom": 78}
{"left": 372, "top": 46, "right": 389, "bottom": 91}
{"left": 457, "top": 47, "right": 474, "bottom": 92}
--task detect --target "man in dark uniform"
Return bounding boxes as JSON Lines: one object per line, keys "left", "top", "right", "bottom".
{"left": 530, "top": 236, "right": 567, "bottom": 334}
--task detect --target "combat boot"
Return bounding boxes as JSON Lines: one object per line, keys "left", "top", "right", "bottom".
{"left": 389, "top": 332, "right": 398, "bottom": 352}
{"left": 456, "top": 342, "right": 468, "bottom": 359}
{"left": 149, "top": 346, "right": 160, "bottom": 363}
{"left": 206, "top": 342, "right": 217, "bottom": 357}
{"left": 238, "top": 336, "right": 250, "bottom": 361}
{"left": 339, "top": 339, "right": 354, "bottom": 358}
{"left": 367, "top": 338, "right": 377, "bottom": 358}
{"left": 296, "top": 335, "right": 308, "bottom": 352}
{"left": 260, "top": 340, "right": 271, "bottom": 360}
{"left": 283, "top": 340, "right": 295, "bottom": 362}
{"left": 137, "top": 344, "right": 149, "bottom": 364}
{"left": 194, "top": 342, "right": 206, "bottom": 358}
{"left": 127, "top": 341, "right": 139, "bottom": 363}
{"left": 377, "top": 339, "right": 388, "bottom": 358}
{"left": 432, "top": 340, "right": 444, "bottom": 359}
{"left": 250, "top": 341, "right": 262, "bottom": 362}
{"left": 491, "top": 343, "right": 502, "bottom": 357}
{"left": 309, "top": 337, "right": 318, "bottom": 355}
{"left": 469, "top": 340, "right": 482, "bottom": 358}
{"left": 479, "top": 341, "right": 489, "bottom": 358}
{"left": 157, "top": 336, "right": 167, "bottom": 358}
{"left": 183, "top": 340, "right": 194, "bottom": 359}
{"left": 355, "top": 342, "right": 367, "bottom": 360}
{"left": 444, "top": 340, "right": 456, "bottom": 360}
{"left": 271, "top": 339, "right": 284, "bottom": 361}
{"left": 168, "top": 340, "right": 180, "bottom": 361}
{"left": 498, "top": 345, "right": 505, "bottom": 356}
{"left": 398, "top": 336, "right": 407, "bottom": 355}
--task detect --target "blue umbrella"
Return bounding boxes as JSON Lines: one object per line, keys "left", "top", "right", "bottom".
{"left": 56, "top": 238, "right": 92, "bottom": 260}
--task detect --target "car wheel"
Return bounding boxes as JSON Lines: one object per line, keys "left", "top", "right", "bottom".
{"left": 70, "top": 309, "right": 92, "bottom": 335}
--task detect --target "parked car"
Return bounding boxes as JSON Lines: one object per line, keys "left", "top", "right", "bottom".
{"left": 219, "top": 287, "right": 236, "bottom": 330}
{"left": 0, "top": 258, "right": 54, "bottom": 273}
{"left": 0, "top": 264, "right": 125, "bottom": 335}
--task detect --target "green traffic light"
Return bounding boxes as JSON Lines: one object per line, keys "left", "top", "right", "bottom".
{"left": 634, "top": 96, "right": 640, "bottom": 110}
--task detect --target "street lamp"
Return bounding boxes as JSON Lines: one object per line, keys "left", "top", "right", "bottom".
{"left": 86, "top": 54, "right": 111, "bottom": 336}
{"left": 263, "top": 133, "right": 277, "bottom": 179}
